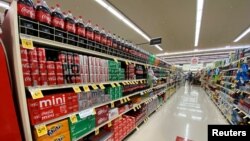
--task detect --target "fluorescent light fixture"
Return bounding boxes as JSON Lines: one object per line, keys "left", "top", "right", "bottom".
{"left": 156, "top": 44, "right": 250, "bottom": 56}
{"left": 191, "top": 116, "right": 202, "bottom": 120}
{"left": 233, "top": 27, "right": 250, "bottom": 42}
{"left": 95, "top": 0, "right": 163, "bottom": 51}
{"left": 194, "top": 0, "right": 204, "bottom": 47}
{"left": 0, "top": 1, "right": 9, "bottom": 9}
{"left": 178, "top": 113, "right": 187, "bottom": 117}
{"left": 163, "top": 52, "right": 230, "bottom": 59}
{"left": 194, "top": 49, "right": 199, "bottom": 52}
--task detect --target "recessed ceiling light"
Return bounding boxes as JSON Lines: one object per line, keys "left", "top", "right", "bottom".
{"left": 233, "top": 27, "right": 250, "bottom": 42}
{"left": 95, "top": 0, "right": 163, "bottom": 51}
{"left": 194, "top": 0, "right": 204, "bottom": 47}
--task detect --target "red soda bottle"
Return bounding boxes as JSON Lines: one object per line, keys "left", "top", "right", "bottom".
{"left": 86, "top": 20, "right": 94, "bottom": 40}
{"left": 100, "top": 28, "right": 107, "bottom": 45}
{"left": 111, "top": 34, "right": 117, "bottom": 48}
{"left": 106, "top": 31, "right": 113, "bottom": 47}
{"left": 17, "top": 0, "right": 35, "bottom": 20}
{"left": 51, "top": 4, "right": 64, "bottom": 30}
{"left": 35, "top": 0, "right": 51, "bottom": 25}
{"left": 94, "top": 24, "right": 101, "bottom": 43}
{"left": 64, "top": 11, "right": 76, "bottom": 33}
{"left": 76, "top": 16, "right": 86, "bottom": 37}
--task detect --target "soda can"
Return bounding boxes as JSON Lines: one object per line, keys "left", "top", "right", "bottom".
{"left": 56, "top": 74, "right": 64, "bottom": 85}
{"left": 36, "top": 48, "right": 46, "bottom": 61}
{"left": 75, "top": 75, "right": 81, "bottom": 83}
{"left": 62, "top": 63, "right": 69, "bottom": 75}
{"left": 58, "top": 51, "right": 67, "bottom": 63}
{"left": 73, "top": 53, "right": 80, "bottom": 65}
{"left": 67, "top": 52, "right": 73, "bottom": 64}
{"left": 39, "top": 73, "right": 47, "bottom": 86}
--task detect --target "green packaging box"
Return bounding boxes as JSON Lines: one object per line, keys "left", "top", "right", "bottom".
{"left": 69, "top": 115, "right": 95, "bottom": 140}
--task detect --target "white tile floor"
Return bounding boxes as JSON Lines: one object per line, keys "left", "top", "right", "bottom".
{"left": 126, "top": 83, "right": 228, "bottom": 141}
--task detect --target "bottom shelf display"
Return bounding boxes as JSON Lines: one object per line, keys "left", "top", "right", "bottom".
{"left": 32, "top": 85, "right": 177, "bottom": 141}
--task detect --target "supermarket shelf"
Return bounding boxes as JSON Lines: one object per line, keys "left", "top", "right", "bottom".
{"left": 222, "top": 76, "right": 236, "bottom": 78}
{"left": 20, "top": 34, "right": 169, "bottom": 70}
{"left": 208, "top": 83, "right": 217, "bottom": 89}
{"left": 243, "top": 91, "right": 250, "bottom": 95}
{"left": 233, "top": 105, "right": 250, "bottom": 119}
{"left": 216, "top": 84, "right": 235, "bottom": 93}
{"left": 221, "top": 68, "right": 239, "bottom": 72}
{"left": 27, "top": 79, "right": 146, "bottom": 91}
{"left": 221, "top": 81, "right": 235, "bottom": 85}
{"left": 73, "top": 90, "right": 164, "bottom": 141}
{"left": 158, "top": 77, "right": 167, "bottom": 79}
{"left": 34, "top": 83, "right": 168, "bottom": 126}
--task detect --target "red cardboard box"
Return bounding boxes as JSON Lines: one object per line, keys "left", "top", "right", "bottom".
{"left": 28, "top": 48, "right": 38, "bottom": 61}
{"left": 30, "top": 60, "right": 39, "bottom": 74}
{"left": 36, "top": 48, "right": 46, "bottom": 61}
{"left": 48, "top": 74, "right": 57, "bottom": 85}
{"left": 56, "top": 74, "right": 64, "bottom": 85}
{"left": 96, "top": 114, "right": 109, "bottom": 126}
{"left": 20, "top": 47, "right": 28, "bottom": 61}
{"left": 38, "top": 73, "right": 47, "bottom": 86}
{"left": 27, "top": 93, "right": 78, "bottom": 125}
{"left": 23, "top": 73, "right": 32, "bottom": 86}
{"left": 22, "top": 60, "right": 30, "bottom": 73}
{"left": 46, "top": 61, "right": 55, "bottom": 74}
{"left": 39, "top": 61, "right": 47, "bottom": 74}
{"left": 55, "top": 61, "right": 63, "bottom": 75}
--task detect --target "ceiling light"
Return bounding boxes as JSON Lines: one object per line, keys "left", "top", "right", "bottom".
{"left": 194, "top": 0, "right": 204, "bottom": 47}
{"left": 194, "top": 49, "right": 199, "bottom": 52}
{"left": 156, "top": 44, "right": 250, "bottom": 56}
{"left": 95, "top": 0, "right": 163, "bottom": 51}
{"left": 233, "top": 27, "right": 250, "bottom": 42}
{"left": 0, "top": 1, "right": 9, "bottom": 9}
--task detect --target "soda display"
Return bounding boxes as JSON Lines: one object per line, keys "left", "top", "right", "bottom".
{"left": 76, "top": 16, "right": 86, "bottom": 37}
{"left": 51, "top": 4, "right": 64, "bottom": 30}
{"left": 86, "top": 20, "right": 94, "bottom": 40}
{"left": 17, "top": 0, "right": 35, "bottom": 20}
{"left": 35, "top": 0, "right": 51, "bottom": 25}
{"left": 64, "top": 11, "right": 76, "bottom": 34}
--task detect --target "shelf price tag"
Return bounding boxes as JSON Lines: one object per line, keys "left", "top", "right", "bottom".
{"left": 99, "top": 84, "right": 105, "bottom": 89}
{"left": 108, "top": 122, "right": 112, "bottom": 127}
{"left": 135, "top": 81, "right": 138, "bottom": 84}
{"left": 83, "top": 85, "right": 90, "bottom": 92}
{"left": 70, "top": 114, "right": 78, "bottom": 124}
{"left": 133, "top": 107, "right": 137, "bottom": 111}
{"left": 126, "top": 97, "right": 130, "bottom": 101}
{"left": 73, "top": 86, "right": 81, "bottom": 93}
{"left": 91, "top": 84, "right": 98, "bottom": 90}
{"left": 93, "top": 109, "right": 96, "bottom": 115}
{"left": 115, "top": 82, "right": 121, "bottom": 87}
{"left": 120, "top": 99, "right": 124, "bottom": 104}
{"left": 111, "top": 83, "right": 116, "bottom": 88}
{"left": 111, "top": 102, "right": 115, "bottom": 108}
{"left": 125, "top": 60, "right": 129, "bottom": 65}
{"left": 140, "top": 80, "right": 143, "bottom": 84}
{"left": 21, "top": 38, "right": 34, "bottom": 50}
{"left": 31, "top": 89, "right": 44, "bottom": 99}
{"left": 35, "top": 124, "right": 47, "bottom": 137}
{"left": 136, "top": 127, "right": 139, "bottom": 131}
{"left": 114, "top": 58, "right": 118, "bottom": 63}
{"left": 122, "top": 82, "right": 127, "bottom": 85}
{"left": 124, "top": 98, "right": 128, "bottom": 103}
{"left": 95, "top": 128, "right": 99, "bottom": 135}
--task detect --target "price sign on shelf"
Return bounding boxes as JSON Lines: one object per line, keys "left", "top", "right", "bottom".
{"left": 111, "top": 102, "right": 115, "bottom": 108}
{"left": 111, "top": 83, "right": 116, "bottom": 88}
{"left": 122, "top": 82, "right": 127, "bottom": 85}
{"left": 126, "top": 97, "right": 130, "bottom": 101}
{"left": 95, "top": 128, "right": 99, "bottom": 135}
{"left": 108, "top": 122, "right": 112, "bottom": 127}
{"left": 99, "top": 84, "right": 105, "bottom": 89}
{"left": 21, "top": 38, "right": 34, "bottom": 49}
{"left": 115, "top": 82, "right": 121, "bottom": 87}
{"left": 31, "top": 89, "right": 44, "bottom": 99}
{"left": 73, "top": 86, "right": 81, "bottom": 93}
{"left": 140, "top": 80, "right": 143, "bottom": 84}
{"left": 120, "top": 99, "right": 124, "bottom": 104}
{"left": 35, "top": 124, "right": 47, "bottom": 137}
{"left": 125, "top": 60, "right": 129, "bottom": 65}
{"left": 91, "top": 84, "right": 98, "bottom": 90}
{"left": 114, "top": 58, "right": 118, "bottom": 63}
{"left": 124, "top": 98, "right": 127, "bottom": 103}
{"left": 83, "top": 85, "right": 90, "bottom": 92}
{"left": 70, "top": 114, "right": 78, "bottom": 124}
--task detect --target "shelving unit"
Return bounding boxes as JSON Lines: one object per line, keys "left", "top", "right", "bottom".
{"left": 1, "top": 1, "right": 180, "bottom": 141}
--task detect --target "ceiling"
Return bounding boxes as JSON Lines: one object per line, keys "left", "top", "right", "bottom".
{"left": 2, "top": 0, "right": 250, "bottom": 55}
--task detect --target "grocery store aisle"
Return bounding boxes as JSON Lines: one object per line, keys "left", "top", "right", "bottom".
{"left": 126, "top": 83, "right": 228, "bottom": 141}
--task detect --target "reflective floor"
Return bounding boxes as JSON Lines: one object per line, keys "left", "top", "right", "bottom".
{"left": 126, "top": 83, "right": 228, "bottom": 141}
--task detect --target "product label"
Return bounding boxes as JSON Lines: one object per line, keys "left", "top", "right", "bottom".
{"left": 21, "top": 38, "right": 34, "bottom": 50}
{"left": 77, "top": 27, "right": 86, "bottom": 37}
{"left": 36, "top": 10, "right": 51, "bottom": 25}
{"left": 18, "top": 3, "right": 35, "bottom": 19}
{"left": 52, "top": 17, "right": 64, "bottom": 29}
{"left": 70, "top": 114, "right": 78, "bottom": 124}
{"left": 83, "top": 85, "right": 90, "bottom": 92}
{"left": 73, "top": 86, "right": 81, "bottom": 93}
{"left": 35, "top": 124, "right": 48, "bottom": 137}
{"left": 65, "top": 23, "right": 76, "bottom": 33}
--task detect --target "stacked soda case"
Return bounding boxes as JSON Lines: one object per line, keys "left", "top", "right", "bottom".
{"left": 68, "top": 115, "right": 96, "bottom": 140}
{"left": 126, "top": 64, "right": 135, "bottom": 80}
{"left": 126, "top": 105, "right": 146, "bottom": 126}
{"left": 89, "top": 56, "right": 109, "bottom": 83}
{"left": 105, "top": 86, "right": 123, "bottom": 100}
{"left": 146, "top": 98, "right": 159, "bottom": 116}
{"left": 78, "top": 90, "right": 111, "bottom": 111}
{"left": 108, "top": 60, "right": 124, "bottom": 81}
{"left": 123, "top": 83, "right": 148, "bottom": 95}
{"left": 27, "top": 92, "right": 78, "bottom": 125}
{"left": 95, "top": 105, "right": 110, "bottom": 126}
{"left": 238, "top": 98, "right": 250, "bottom": 115}
{"left": 33, "top": 119, "right": 70, "bottom": 141}
{"left": 107, "top": 115, "right": 136, "bottom": 141}
{"left": 17, "top": 0, "right": 171, "bottom": 67}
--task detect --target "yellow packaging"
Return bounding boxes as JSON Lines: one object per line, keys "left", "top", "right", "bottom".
{"left": 36, "top": 131, "right": 71, "bottom": 141}
{"left": 34, "top": 119, "right": 69, "bottom": 140}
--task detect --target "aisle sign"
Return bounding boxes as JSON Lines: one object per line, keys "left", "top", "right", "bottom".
{"left": 70, "top": 114, "right": 78, "bottom": 124}
{"left": 21, "top": 38, "right": 34, "bottom": 49}
{"left": 73, "top": 86, "right": 81, "bottom": 93}
{"left": 99, "top": 84, "right": 105, "bottom": 89}
{"left": 91, "top": 84, "right": 98, "bottom": 90}
{"left": 83, "top": 85, "right": 90, "bottom": 92}
{"left": 35, "top": 124, "right": 48, "bottom": 137}
{"left": 31, "top": 89, "right": 44, "bottom": 99}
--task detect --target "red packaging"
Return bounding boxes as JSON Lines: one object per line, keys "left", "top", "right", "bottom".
{"left": 39, "top": 61, "right": 47, "bottom": 74}
{"left": 36, "top": 48, "right": 46, "bottom": 61}
{"left": 76, "top": 16, "right": 86, "bottom": 37}
{"left": 73, "top": 53, "right": 80, "bottom": 64}
{"left": 72, "top": 65, "right": 79, "bottom": 74}
{"left": 58, "top": 51, "right": 67, "bottom": 63}
{"left": 23, "top": 73, "right": 32, "bottom": 86}
{"left": 27, "top": 93, "right": 78, "bottom": 125}
{"left": 95, "top": 114, "right": 109, "bottom": 126}
{"left": 95, "top": 105, "right": 109, "bottom": 116}
{"left": 67, "top": 53, "right": 73, "bottom": 64}
{"left": 28, "top": 48, "right": 38, "bottom": 61}
{"left": 22, "top": 60, "right": 30, "bottom": 73}
{"left": 38, "top": 73, "right": 47, "bottom": 86}
{"left": 17, "top": 1, "right": 35, "bottom": 19}
{"left": 56, "top": 74, "right": 64, "bottom": 85}
{"left": 75, "top": 75, "right": 81, "bottom": 83}
{"left": 31, "top": 73, "right": 39, "bottom": 86}
{"left": 71, "top": 75, "right": 76, "bottom": 83}
{"left": 47, "top": 74, "right": 57, "bottom": 85}
{"left": 46, "top": 61, "right": 55, "bottom": 74}
{"left": 64, "top": 11, "right": 76, "bottom": 33}
{"left": 20, "top": 47, "right": 28, "bottom": 61}
{"left": 35, "top": 6, "right": 51, "bottom": 25}
{"left": 30, "top": 60, "right": 39, "bottom": 74}
{"left": 55, "top": 61, "right": 63, "bottom": 75}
